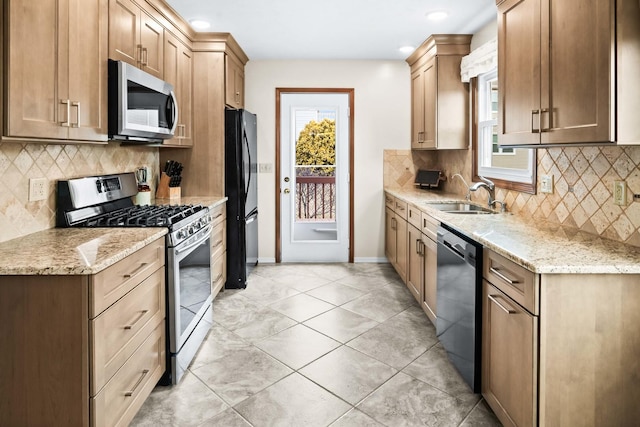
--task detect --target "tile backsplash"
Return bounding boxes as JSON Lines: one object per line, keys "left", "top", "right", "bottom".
{"left": 384, "top": 145, "right": 640, "bottom": 247}
{"left": 0, "top": 142, "right": 158, "bottom": 243}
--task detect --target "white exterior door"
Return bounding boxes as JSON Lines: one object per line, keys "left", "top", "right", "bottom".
{"left": 280, "top": 92, "right": 350, "bottom": 262}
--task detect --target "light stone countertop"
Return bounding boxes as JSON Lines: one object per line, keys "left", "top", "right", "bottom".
{"left": 386, "top": 188, "right": 640, "bottom": 275}
{"left": 0, "top": 196, "right": 225, "bottom": 276}
{"left": 0, "top": 227, "right": 168, "bottom": 275}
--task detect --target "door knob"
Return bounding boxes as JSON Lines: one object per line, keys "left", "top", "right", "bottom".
{"left": 284, "top": 177, "right": 290, "bottom": 183}
{"left": 284, "top": 188, "right": 290, "bottom": 194}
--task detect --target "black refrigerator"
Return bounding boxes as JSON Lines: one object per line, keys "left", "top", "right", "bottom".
{"left": 225, "top": 108, "right": 258, "bottom": 289}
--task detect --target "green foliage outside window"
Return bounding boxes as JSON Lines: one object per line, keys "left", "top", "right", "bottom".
{"left": 296, "top": 119, "right": 336, "bottom": 176}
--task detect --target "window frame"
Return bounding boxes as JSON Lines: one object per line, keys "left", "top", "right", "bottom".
{"left": 472, "top": 70, "right": 537, "bottom": 194}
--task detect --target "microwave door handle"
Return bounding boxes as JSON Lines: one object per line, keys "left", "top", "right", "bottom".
{"left": 169, "top": 90, "right": 179, "bottom": 134}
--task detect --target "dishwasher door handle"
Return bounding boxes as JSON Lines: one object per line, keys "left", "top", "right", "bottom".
{"left": 443, "top": 239, "right": 465, "bottom": 259}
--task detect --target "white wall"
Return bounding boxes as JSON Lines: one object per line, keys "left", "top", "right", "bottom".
{"left": 244, "top": 60, "right": 410, "bottom": 263}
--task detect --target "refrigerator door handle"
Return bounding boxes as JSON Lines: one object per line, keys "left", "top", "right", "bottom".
{"left": 243, "top": 129, "right": 251, "bottom": 205}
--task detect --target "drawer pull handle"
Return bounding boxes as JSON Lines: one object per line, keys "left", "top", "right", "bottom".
{"left": 489, "top": 267, "right": 518, "bottom": 285}
{"left": 124, "top": 310, "right": 149, "bottom": 330}
{"left": 212, "top": 239, "right": 224, "bottom": 249}
{"left": 212, "top": 212, "right": 223, "bottom": 220}
{"left": 212, "top": 273, "right": 223, "bottom": 284}
{"left": 125, "top": 369, "right": 149, "bottom": 397}
{"left": 124, "top": 263, "right": 148, "bottom": 278}
{"left": 488, "top": 294, "right": 517, "bottom": 314}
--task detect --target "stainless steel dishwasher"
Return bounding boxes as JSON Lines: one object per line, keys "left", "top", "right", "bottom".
{"left": 436, "top": 223, "right": 482, "bottom": 393}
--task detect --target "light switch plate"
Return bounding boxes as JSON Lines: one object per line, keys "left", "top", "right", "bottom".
{"left": 540, "top": 175, "right": 554, "bottom": 194}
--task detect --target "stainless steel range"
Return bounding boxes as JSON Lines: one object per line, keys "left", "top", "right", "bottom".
{"left": 56, "top": 172, "right": 213, "bottom": 385}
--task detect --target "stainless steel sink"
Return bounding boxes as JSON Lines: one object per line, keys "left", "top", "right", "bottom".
{"left": 424, "top": 202, "right": 497, "bottom": 214}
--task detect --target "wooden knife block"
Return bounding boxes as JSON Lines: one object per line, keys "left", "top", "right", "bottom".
{"left": 156, "top": 172, "right": 181, "bottom": 200}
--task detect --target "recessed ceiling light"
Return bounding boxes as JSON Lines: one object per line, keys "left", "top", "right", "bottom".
{"left": 189, "top": 19, "right": 211, "bottom": 30}
{"left": 426, "top": 11, "right": 449, "bottom": 21}
{"left": 399, "top": 46, "right": 416, "bottom": 55}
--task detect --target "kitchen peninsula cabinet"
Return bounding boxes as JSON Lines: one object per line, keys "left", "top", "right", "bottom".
{"left": 3, "top": 0, "right": 108, "bottom": 143}
{"left": 163, "top": 32, "right": 193, "bottom": 147}
{"left": 497, "top": 0, "right": 640, "bottom": 146}
{"left": 406, "top": 35, "right": 471, "bottom": 150}
{"left": 0, "top": 237, "right": 166, "bottom": 427}
{"left": 109, "top": 0, "right": 164, "bottom": 78}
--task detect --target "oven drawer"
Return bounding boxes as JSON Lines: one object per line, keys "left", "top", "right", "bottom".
{"left": 90, "top": 267, "right": 165, "bottom": 395}
{"left": 210, "top": 220, "right": 226, "bottom": 261}
{"left": 91, "top": 323, "right": 165, "bottom": 427}
{"left": 90, "top": 238, "right": 165, "bottom": 318}
{"left": 210, "top": 204, "right": 226, "bottom": 227}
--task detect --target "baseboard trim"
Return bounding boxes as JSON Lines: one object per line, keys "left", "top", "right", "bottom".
{"left": 353, "top": 257, "right": 390, "bottom": 263}
{"left": 257, "top": 257, "right": 277, "bottom": 264}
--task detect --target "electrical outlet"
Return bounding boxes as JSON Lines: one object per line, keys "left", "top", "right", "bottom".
{"left": 540, "top": 175, "right": 554, "bottom": 194}
{"left": 29, "top": 178, "right": 48, "bottom": 201}
{"left": 614, "top": 181, "right": 627, "bottom": 205}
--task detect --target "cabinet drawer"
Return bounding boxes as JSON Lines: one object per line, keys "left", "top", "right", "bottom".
{"left": 209, "top": 204, "right": 226, "bottom": 227}
{"left": 211, "top": 251, "right": 225, "bottom": 300}
{"left": 394, "top": 199, "right": 408, "bottom": 220}
{"left": 91, "top": 238, "right": 165, "bottom": 317}
{"left": 384, "top": 193, "right": 395, "bottom": 210}
{"left": 210, "top": 220, "right": 226, "bottom": 261}
{"left": 91, "top": 267, "right": 165, "bottom": 395}
{"left": 91, "top": 323, "right": 165, "bottom": 427}
{"left": 483, "top": 249, "right": 538, "bottom": 315}
{"left": 421, "top": 211, "right": 439, "bottom": 241}
{"left": 407, "top": 205, "right": 422, "bottom": 228}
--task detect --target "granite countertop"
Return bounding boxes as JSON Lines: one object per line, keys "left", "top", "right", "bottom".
{"left": 385, "top": 188, "right": 640, "bottom": 275}
{"left": 0, "top": 228, "right": 168, "bottom": 275}
{"left": 0, "top": 196, "right": 226, "bottom": 276}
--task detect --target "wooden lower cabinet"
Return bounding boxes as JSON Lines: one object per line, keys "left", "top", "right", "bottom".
{"left": 420, "top": 221, "right": 439, "bottom": 325}
{"left": 385, "top": 205, "right": 407, "bottom": 282}
{"left": 482, "top": 247, "right": 640, "bottom": 427}
{"left": 0, "top": 237, "right": 166, "bottom": 426}
{"left": 406, "top": 224, "right": 423, "bottom": 302}
{"left": 482, "top": 280, "right": 537, "bottom": 427}
{"left": 210, "top": 203, "right": 227, "bottom": 299}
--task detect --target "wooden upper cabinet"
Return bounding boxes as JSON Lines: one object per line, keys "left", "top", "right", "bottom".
{"left": 108, "top": 0, "right": 164, "bottom": 79}
{"left": 498, "top": 0, "right": 613, "bottom": 146}
{"left": 225, "top": 54, "right": 245, "bottom": 108}
{"left": 406, "top": 35, "right": 471, "bottom": 150}
{"left": 5, "top": 0, "right": 108, "bottom": 143}
{"left": 163, "top": 32, "right": 193, "bottom": 147}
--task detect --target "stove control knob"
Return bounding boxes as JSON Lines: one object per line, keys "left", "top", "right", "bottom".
{"left": 188, "top": 225, "right": 195, "bottom": 235}
{"left": 178, "top": 229, "right": 188, "bottom": 239}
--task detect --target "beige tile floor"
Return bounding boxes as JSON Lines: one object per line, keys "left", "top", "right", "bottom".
{"left": 131, "top": 263, "right": 502, "bottom": 427}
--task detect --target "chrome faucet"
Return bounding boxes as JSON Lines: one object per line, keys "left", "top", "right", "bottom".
{"left": 469, "top": 176, "right": 496, "bottom": 207}
{"left": 451, "top": 173, "right": 471, "bottom": 201}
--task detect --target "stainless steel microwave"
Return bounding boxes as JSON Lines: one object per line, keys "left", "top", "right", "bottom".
{"left": 108, "top": 60, "right": 178, "bottom": 143}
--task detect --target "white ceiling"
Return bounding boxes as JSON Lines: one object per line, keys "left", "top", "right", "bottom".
{"left": 165, "top": 0, "right": 497, "bottom": 60}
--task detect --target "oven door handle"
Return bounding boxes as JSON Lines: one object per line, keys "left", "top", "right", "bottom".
{"left": 175, "top": 225, "right": 212, "bottom": 255}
